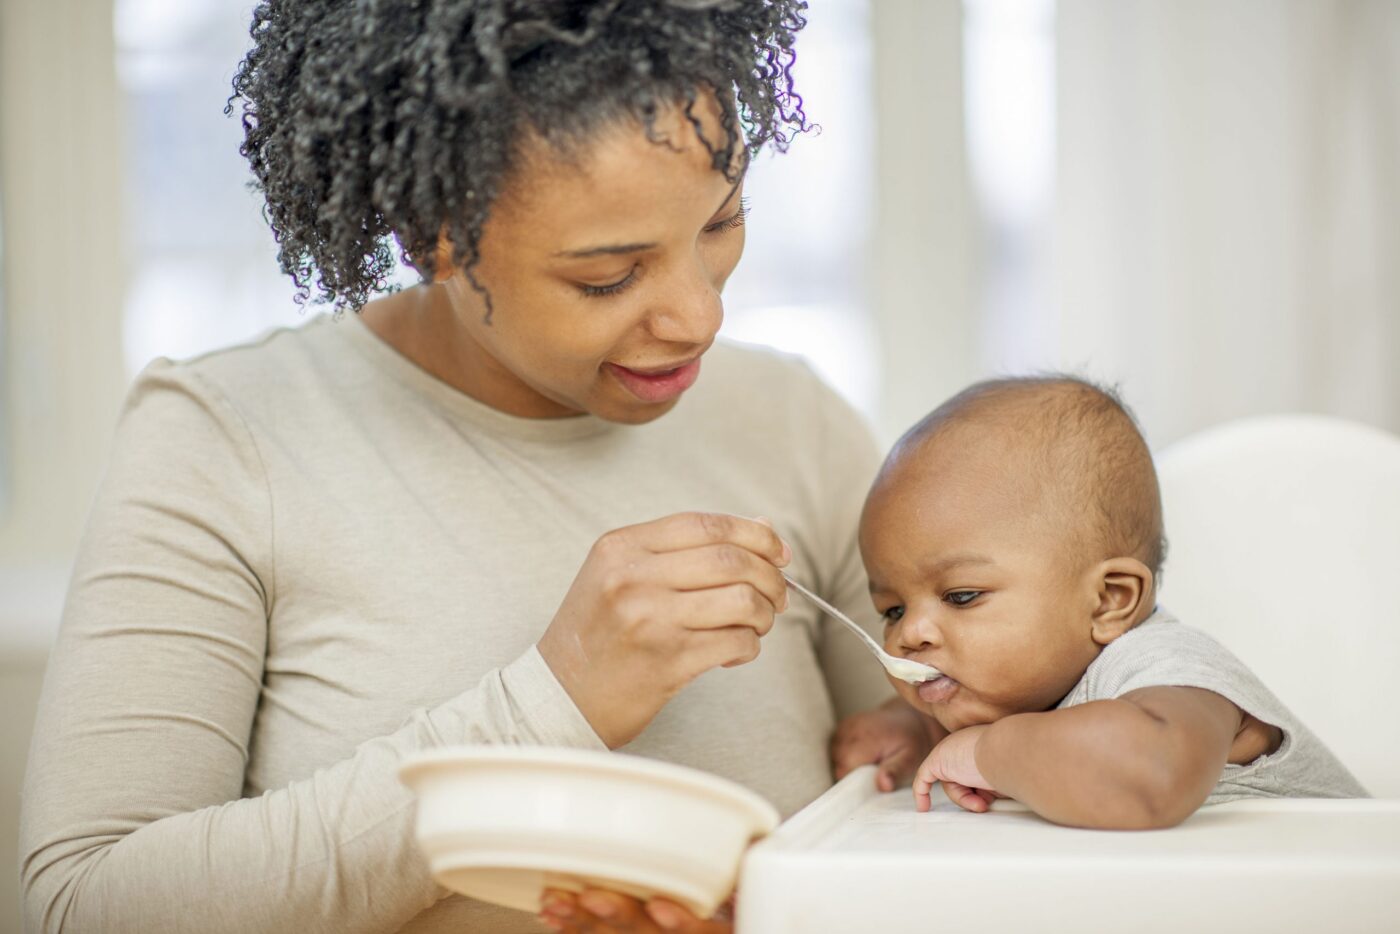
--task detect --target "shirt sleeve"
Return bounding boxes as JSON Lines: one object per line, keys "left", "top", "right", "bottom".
{"left": 19, "top": 361, "right": 603, "bottom": 934}
{"left": 796, "top": 366, "right": 895, "bottom": 720}
{"left": 1088, "top": 620, "right": 1287, "bottom": 725}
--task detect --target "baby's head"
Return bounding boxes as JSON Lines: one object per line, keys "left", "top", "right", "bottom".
{"left": 860, "top": 376, "right": 1166, "bottom": 733}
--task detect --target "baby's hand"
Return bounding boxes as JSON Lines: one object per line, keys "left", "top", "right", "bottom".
{"left": 913, "top": 725, "right": 1000, "bottom": 813}
{"left": 831, "top": 700, "right": 937, "bottom": 792}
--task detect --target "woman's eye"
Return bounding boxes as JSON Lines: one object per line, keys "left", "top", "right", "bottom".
{"left": 704, "top": 197, "right": 749, "bottom": 234}
{"left": 881, "top": 606, "right": 905, "bottom": 625}
{"left": 579, "top": 266, "right": 638, "bottom": 298}
{"left": 944, "top": 591, "right": 982, "bottom": 607}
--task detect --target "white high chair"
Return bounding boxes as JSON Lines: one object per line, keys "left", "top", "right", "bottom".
{"left": 1155, "top": 414, "right": 1400, "bottom": 797}
{"left": 736, "top": 413, "right": 1400, "bottom": 934}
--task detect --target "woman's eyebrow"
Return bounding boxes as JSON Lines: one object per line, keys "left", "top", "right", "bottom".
{"left": 553, "top": 172, "right": 747, "bottom": 260}
{"left": 554, "top": 241, "right": 657, "bottom": 259}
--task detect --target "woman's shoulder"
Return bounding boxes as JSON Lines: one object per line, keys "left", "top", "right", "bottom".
{"left": 126, "top": 313, "right": 373, "bottom": 428}
{"left": 149, "top": 313, "right": 344, "bottom": 397}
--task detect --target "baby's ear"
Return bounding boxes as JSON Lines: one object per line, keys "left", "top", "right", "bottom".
{"left": 1089, "top": 557, "right": 1153, "bottom": 646}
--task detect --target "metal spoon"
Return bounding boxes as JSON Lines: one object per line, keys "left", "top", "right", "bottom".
{"left": 781, "top": 574, "right": 943, "bottom": 684}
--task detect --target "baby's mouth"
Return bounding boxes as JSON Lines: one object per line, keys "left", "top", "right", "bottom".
{"left": 916, "top": 674, "right": 960, "bottom": 704}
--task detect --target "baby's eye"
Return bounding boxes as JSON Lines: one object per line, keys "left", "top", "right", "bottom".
{"left": 881, "top": 606, "right": 905, "bottom": 625}
{"left": 944, "top": 590, "right": 982, "bottom": 607}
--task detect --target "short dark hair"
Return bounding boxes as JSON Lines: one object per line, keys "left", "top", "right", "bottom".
{"left": 891, "top": 374, "right": 1169, "bottom": 577}
{"left": 228, "top": 0, "right": 811, "bottom": 310}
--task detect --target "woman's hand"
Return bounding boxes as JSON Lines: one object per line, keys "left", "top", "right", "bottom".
{"left": 912, "top": 724, "right": 1002, "bottom": 813}
{"left": 831, "top": 698, "right": 943, "bottom": 792}
{"left": 537, "top": 512, "right": 790, "bottom": 748}
{"left": 539, "top": 889, "right": 733, "bottom": 933}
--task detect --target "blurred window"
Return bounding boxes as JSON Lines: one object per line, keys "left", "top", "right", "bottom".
{"left": 720, "top": 0, "right": 878, "bottom": 416}
{"left": 962, "top": 0, "right": 1057, "bottom": 373}
{"left": 116, "top": 0, "right": 312, "bottom": 379}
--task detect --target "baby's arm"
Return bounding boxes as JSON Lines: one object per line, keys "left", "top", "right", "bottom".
{"left": 924, "top": 686, "right": 1243, "bottom": 828}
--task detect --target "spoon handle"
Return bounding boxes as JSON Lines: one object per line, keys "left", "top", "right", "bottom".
{"left": 781, "top": 574, "right": 887, "bottom": 658}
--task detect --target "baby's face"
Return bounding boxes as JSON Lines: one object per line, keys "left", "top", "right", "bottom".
{"left": 859, "top": 437, "right": 1103, "bottom": 733}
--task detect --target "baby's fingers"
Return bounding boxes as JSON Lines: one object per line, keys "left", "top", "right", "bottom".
{"left": 943, "top": 781, "right": 991, "bottom": 813}
{"left": 912, "top": 757, "right": 940, "bottom": 812}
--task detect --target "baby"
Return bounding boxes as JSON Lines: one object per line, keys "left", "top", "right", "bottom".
{"left": 860, "top": 376, "right": 1366, "bottom": 828}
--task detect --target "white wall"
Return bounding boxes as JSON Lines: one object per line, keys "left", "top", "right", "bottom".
{"left": 1, "top": 0, "right": 126, "bottom": 926}
{"left": 1054, "top": 0, "right": 1400, "bottom": 448}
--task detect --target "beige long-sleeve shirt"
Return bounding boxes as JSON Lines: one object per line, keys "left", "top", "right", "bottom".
{"left": 20, "top": 314, "right": 890, "bottom": 933}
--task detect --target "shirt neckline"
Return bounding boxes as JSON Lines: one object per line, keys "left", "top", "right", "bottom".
{"left": 330, "top": 311, "right": 618, "bottom": 443}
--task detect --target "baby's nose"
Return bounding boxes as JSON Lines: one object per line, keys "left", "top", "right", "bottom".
{"left": 891, "top": 612, "right": 943, "bottom": 655}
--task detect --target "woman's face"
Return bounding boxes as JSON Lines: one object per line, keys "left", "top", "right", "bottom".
{"left": 437, "top": 95, "right": 746, "bottom": 424}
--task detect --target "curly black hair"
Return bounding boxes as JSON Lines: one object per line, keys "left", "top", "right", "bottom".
{"left": 227, "top": 0, "right": 811, "bottom": 311}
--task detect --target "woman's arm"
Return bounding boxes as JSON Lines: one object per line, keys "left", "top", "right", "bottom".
{"left": 919, "top": 686, "right": 1242, "bottom": 829}
{"left": 20, "top": 365, "right": 605, "bottom": 934}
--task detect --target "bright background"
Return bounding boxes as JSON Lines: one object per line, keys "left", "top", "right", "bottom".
{"left": 2, "top": 0, "right": 1398, "bottom": 926}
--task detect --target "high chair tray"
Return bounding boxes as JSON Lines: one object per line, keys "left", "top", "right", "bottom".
{"left": 738, "top": 765, "right": 1399, "bottom": 933}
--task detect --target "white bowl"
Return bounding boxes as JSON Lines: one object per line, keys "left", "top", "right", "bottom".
{"left": 398, "top": 745, "right": 781, "bottom": 917}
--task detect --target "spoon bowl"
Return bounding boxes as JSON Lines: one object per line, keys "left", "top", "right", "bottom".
{"left": 782, "top": 574, "right": 942, "bottom": 684}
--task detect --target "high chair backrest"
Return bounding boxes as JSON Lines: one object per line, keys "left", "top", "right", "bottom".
{"left": 1156, "top": 415, "right": 1400, "bottom": 797}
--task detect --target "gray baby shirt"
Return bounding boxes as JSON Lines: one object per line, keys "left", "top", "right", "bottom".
{"left": 1056, "top": 609, "right": 1368, "bottom": 803}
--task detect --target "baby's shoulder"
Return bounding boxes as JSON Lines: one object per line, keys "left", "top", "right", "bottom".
{"left": 1070, "top": 610, "right": 1255, "bottom": 703}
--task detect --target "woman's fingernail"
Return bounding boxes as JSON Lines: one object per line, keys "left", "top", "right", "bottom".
{"left": 579, "top": 892, "right": 616, "bottom": 918}
{"left": 646, "top": 901, "right": 684, "bottom": 930}
{"left": 541, "top": 895, "right": 572, "bottom": 917}
{"left": 781, "top": 539, "right": 792, "bottom": 564}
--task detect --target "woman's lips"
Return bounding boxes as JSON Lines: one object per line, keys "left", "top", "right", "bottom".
{"left": 917, "top": 674, "right": 960, "bottom": 704}
{"left": 607, "top": 357, "right": 702, "bottom": 403}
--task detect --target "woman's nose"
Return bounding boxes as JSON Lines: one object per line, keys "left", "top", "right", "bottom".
{"left": 647, "top": 257, "right": 723, "bottom": 344}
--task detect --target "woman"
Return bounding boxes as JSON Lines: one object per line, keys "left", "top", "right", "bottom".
{"left": 20, "top": 2, "right": 930, "bottom": 932}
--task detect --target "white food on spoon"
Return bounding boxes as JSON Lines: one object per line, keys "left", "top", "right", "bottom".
{"left": 781, "top": 574, "right": 942, "bottom": 684}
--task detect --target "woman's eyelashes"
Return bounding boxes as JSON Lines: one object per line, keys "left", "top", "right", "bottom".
{"left": 704, "top": 197, "right": 749, "bottom": 234}
{"left": 579, "top": 265, "right": 639, "bottom": 298}
{"left": 578, "top": 200, "right": 748, "bottom": 298}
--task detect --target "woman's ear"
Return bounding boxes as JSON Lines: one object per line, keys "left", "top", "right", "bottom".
{"left": 1089, "top": 557, "right": 1153, "bottom": 646}
{"left": 430, "top": 230, "right": 457, "bottom": 283}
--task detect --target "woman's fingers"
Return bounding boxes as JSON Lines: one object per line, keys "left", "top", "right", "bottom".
{"left": 647, "top": 897, "right": 734, "bottom": 932}
{"left": 539, "top": 888, "right": 734, "bottom": 933}
{"left": 650, "top": 545, "right": 788, "bottom": 614}
{"left": 626, "top": 512, "right": 790, "bottom": 567}
{"left": 537, "top": 512, "right": 795, "bottom": 747}
{"left": 694, "top": 625, "right": 764, "bottom": 672}
{"left": 541, "top": 888, "right": 651, "bottom": 932}
{"left": 675, "top": 583, "right": 781, "bottom": 634}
